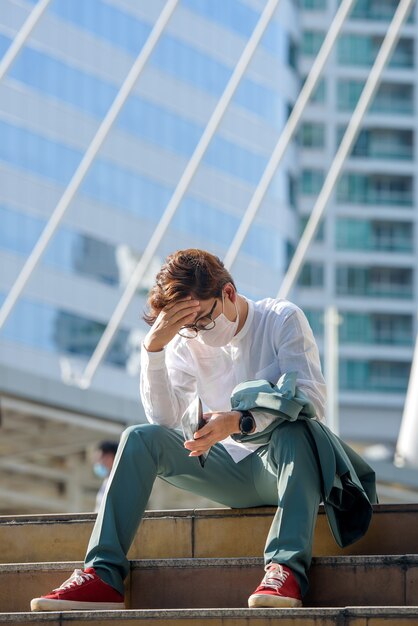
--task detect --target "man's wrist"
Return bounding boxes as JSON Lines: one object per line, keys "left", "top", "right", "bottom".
{"left": 144, "top": 335, "right": 165, "bottom": 352}
{"left": 230, "top": 411, "right": 242, "bottom": 434}
{"left": 229, "top": 410, "right": 256, "bottom": 435}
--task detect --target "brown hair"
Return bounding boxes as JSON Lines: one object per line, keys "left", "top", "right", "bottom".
{"left": 143, "top": 249, "right": 236, "bottom": 326}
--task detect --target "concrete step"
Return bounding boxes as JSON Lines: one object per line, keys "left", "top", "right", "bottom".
{"left": 1, "top": 503, "right": 417, "bottom": 564}
{"left": 1, "top": 607, "right": 418, "bottom": 626}
{"left": 1, "top": 555, "right": 418, "bottom": 613}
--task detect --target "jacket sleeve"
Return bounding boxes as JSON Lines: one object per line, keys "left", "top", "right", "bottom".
{"left": 230, "top": 373, "right": 315, "bottom": 443}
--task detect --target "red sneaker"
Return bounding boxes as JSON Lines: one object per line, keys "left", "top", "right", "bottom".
{"left": 248, "top": 563, "right": 302, "bottom": 608}
{"left": 30, "top": 567, "right": 125, "bottom": 611}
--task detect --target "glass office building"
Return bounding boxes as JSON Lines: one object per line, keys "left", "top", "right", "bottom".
{"left": 298, "top": 0, "right": 417, "bottom": 443}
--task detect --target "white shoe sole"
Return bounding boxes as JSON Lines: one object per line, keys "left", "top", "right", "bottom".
{"left": 30, "top": 597, "right": 125, "bottom": 611}
{"left": 248, "top": 593, "right": 302, "bottom": 608}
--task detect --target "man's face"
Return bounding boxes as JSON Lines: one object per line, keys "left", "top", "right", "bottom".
{"left": 192, "top": 287, "right": 237, "bottom": 326}
{"left": 177, "top": 287, "right": 239, "bottom": 341}
{"left": 94, "top": 451, "right": 115, "bottom": 472}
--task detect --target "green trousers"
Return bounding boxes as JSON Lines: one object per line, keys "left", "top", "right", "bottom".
{"left": 85, "top": 420, "right": 321, "bottom": 596}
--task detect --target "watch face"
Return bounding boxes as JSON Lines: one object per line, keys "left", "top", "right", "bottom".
{"left": 240, "top": 414, "right": 254, "bottom": 434}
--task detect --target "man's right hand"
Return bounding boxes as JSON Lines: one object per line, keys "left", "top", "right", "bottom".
{"left": 143, "top": 297, "right": 200, "bottom": 352}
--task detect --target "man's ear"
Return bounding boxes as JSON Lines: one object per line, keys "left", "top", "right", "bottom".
{"left": 224, "top": 283, "right": 236, "bottom": 303}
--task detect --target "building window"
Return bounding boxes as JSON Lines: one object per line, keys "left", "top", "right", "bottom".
{"left": 340, "top": 312, "right": 413, "bottom": 345}
{"left": 337, "top": 80, "right": 414, "bottom": 114}
{"left": 373, "top": 314, "right": 413, "bottom": 345}
{"left": 288, "top": 174, "right": 298, "bottom": 209}
{"left": 349, "top": 0, "right": 404, "bottom": 21}
{"left": 300, "top": 122, "right": 325, "bottom": 148}
{"left": 372, "top": 221, "right": 413, "bottom": 252}
{"left": 336, "top": 266, "right": 413, "bottom": 298}
{"left": 340, "top": 360, "right": 410, "bottom": 392}
{"left": 369, "top": 361, "right": 410, "bottom": 391}
{"left": 286, "top": 240, "right": 296, "bottom": 269}
{"left": 0, "top": 296, "right": 131, "bottom": 368}
{"left": 301, "top": 169, "right": 325, "bottom": 195}
{"left": 302, "top": 31, "right": 325, "bottom": 56}
{"left": 288, "top": 37, "right": 298, "bottom": 70}
{"left": 304, "top": 309, "right": 324, "bottom": 336}
{"left": 337, "top": 126, "right": 413, "bottom": 160}
{"left": 300, "top": 0, "right": 326, "bottom": 9}
{"left": 338, "top": 34, "right": 414, "bottom": 68}
{"left": 298, "top": 263, "right": 324, "bottom": 287}
{"left": 336, "top": 219, "right": 371, "bottom": 250}
{"left": 337, "top": 218, "right": 414, "bottom": 253}
{"left": 311, "top": 79, "right": 326, "bottom": 103}
{"left": 337, "top": 174, "right": 413, "bottom": 206}
{"left": 302, "top": 75, "right": 326, "bottom": 104}
{"left": 300, "top": 216, "right": 324, "bottom": 241}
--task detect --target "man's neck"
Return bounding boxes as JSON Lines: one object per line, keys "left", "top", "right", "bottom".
{"left": 235, "top": 295, "right": 248, "bottom": 334}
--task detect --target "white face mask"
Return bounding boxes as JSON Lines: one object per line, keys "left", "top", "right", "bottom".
{"left": 93, "top": 462, "right": 109, "bottom": 479}
{"left": 197, "top": 292, "right": 239, "bottom": 348}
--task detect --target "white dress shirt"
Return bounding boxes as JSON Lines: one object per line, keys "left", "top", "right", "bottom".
{"left": 140, "top": 298, "right": 326, "bottom": 462}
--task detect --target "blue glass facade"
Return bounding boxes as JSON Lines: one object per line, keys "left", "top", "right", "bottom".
{"left": 0, "top": 293, "right": 130, "bottom": 367}
{"left": 0, "top": 0, "right": 297, "bottom": 373}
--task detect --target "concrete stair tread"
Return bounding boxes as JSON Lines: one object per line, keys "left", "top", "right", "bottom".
{"left": 2, "top": 554, "right": 418, "bottom": 613}
{"left": 1, "top": 607, "right": 418, "bottom": 625}
{"left": 1, "top": 503, "right": 418, "bottom": 563}
{"left": 2, "top": 503, "right": 417, "bottom": 527}
{"left": 2, "top": 505, "right": 418, "bottom": 622}
{"left": 2, "top": 553, "right": 418, "bottom": 569}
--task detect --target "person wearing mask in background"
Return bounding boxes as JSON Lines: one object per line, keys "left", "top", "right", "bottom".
{"left": 31, "top": 248, "right": 376, "bottom": 613}
{"left": 93, "top": 441, "right": 119, "bottom": 512}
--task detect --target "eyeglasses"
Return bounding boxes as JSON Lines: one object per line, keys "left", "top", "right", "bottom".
{"left": 178, "top": 299, "right": 217, "bottom": 338}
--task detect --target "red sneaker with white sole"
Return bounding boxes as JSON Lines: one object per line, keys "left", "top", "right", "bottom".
{"left": 248, "top": 563, "right": 302, "bottom": 608}
{"left": 30, "top": 567, "right": 125, "bottom": 611}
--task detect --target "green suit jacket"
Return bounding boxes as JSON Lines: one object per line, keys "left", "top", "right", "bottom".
{"left": 230, "top": 372, "right": 378, "bottom": 548}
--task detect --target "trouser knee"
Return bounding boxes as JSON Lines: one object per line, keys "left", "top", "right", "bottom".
{"left": 119, "top": 423, "right": 168, "bottom": 448}
{"left": 268, "top": 420, "right": 315, "bottom": 463}
{"left": 117, "top": 423, "right": 177, "bottom": 472}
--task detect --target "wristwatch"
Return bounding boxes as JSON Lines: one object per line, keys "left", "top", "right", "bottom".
{"left": 239, "top": 410, "right": 255, "bottom": 435}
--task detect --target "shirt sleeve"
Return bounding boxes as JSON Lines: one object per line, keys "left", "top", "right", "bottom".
{"left": 276, "top": 307, "right": 326, "bottom": 421}
{"left": 140, "top": 341, "right": 197, "bottom": 429}
{"left": 252, "top": 410, "right": 276, "bottom": 433}
{"left": 251, "top": 306, "right": 326, "bottom": 433}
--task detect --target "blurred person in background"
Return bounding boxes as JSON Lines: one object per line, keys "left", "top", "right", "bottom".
{"left": 93, "top": 441, "right": 119, "bottom": 512}
{"left": 31, "top": 248, "right": 376, "bottom": 613}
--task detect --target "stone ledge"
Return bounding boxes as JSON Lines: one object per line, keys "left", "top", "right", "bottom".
{"left": 1, "top": 606, "right": 418, "bottom": 622}
{"left": 1, "top": 503, "right": 418, "bottom": 565}
{"left": 1, "top": 502, "right": 417, "bottom": 526}
{"left": 2, "top": 553, "right": 418, "bottom": 573}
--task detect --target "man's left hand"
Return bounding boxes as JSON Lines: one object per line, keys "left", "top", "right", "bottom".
{"left": 184, "top": 411, "right": 241, "bottom": 456}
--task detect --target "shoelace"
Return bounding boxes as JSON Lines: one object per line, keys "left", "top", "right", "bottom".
{"left": 260, "top": 564, "right": 289, "bottom": 591}
{"left": 53, "top": 569, "right": 94, "bottom": 592}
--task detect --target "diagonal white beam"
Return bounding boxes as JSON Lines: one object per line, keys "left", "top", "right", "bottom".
{"left": 0, "top": 0, "right": 51, "bottom": 82}
{"left": 70, "top": 0, "right": 283, "bottom": 389}
{"left": 395, "top": 328, "right": 418, "bottom": 468}
{"left": 223, "top": 0, "right": 356, "bottom": 270}
{"left": 277, "top": 0, "right": 416, "bottom": 299}
{"left": 0, "top": 0, "right": 179, "bottom": 332}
